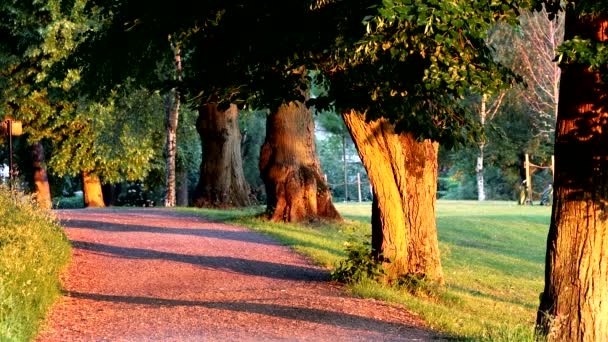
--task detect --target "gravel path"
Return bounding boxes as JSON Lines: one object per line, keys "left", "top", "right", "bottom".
{"left": 37, "top": 208, "right": 443, "bottom": 341}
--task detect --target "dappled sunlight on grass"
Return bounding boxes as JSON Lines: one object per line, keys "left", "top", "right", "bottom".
{"left": 179, "top": 200, "right": 550, "bottom": 340}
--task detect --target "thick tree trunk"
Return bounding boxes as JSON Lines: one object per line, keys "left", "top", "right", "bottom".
{"left": 176, "top": 168, "right": 188, "bottom": 206}
{"left": 31, "top": 142, "right": 51, "bottom": 209}
{"left": 193, "top": 103, "right": 251, "bottom": 207}
{"left": 342, "top": 111, "right": 443, "bottom": 284}
{"left": 82, "top": 171, "right": 105, "bottom": 208}
{"left": 101, "top": 184, "right": 121, "bottom": 206}
{"left": 164, "top": 45, "right": 182, "bottom": 207}
{"left": 259, "top": 101, "right": 341, "bottom": 222}
{"left": 536, "top": 14, "right": 608, "bottom": 341}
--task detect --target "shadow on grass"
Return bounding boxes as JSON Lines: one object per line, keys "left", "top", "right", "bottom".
{"left": 65, "top": 291, "right": 438, "bottom": 338}
{"left": 72, "top": 240, "right": 329, "bottom": 282}
{"left": 448, "top": 285, "right": 539, "bottom": 310}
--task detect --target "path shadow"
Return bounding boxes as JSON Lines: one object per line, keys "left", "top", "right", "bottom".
{"left": 63, "top": 219, "right": 279, "bottom": 246}
{"left": 72, "top": 240, "right": 329, "bottom": 282}
{"left": 65, "top": 291, "right": 439, "bottom": 339}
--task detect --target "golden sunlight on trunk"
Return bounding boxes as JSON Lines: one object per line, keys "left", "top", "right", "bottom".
{"left": 342, "top": 111, "right": 443, "bottom": 284}
{"left": 82, "top": 171, "right": 105, "bottom": 208}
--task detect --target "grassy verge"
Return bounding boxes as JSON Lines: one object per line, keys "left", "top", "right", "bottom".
{"left": 0, "top": 187, "right": 71, "bottom": 341}
{"left": 178, "top": 200, "right": 549, "bottom": 340}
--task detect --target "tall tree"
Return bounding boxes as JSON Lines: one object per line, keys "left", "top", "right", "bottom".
{"left": 467, "top": 92, "right": 506, "bottom": 201}
{"left": 163, "top": 42, "right": 182, "bottom": 207}
{"left": 193, "top": 103, "right": 251, "bottom": 207}
{"left": 316, "top": 0, "right": 518, "bottom": 282}
{"left": 342, "top": 111, "right": 443, "bottom": 282}
{"left": 260, "top": 99, "right": 340, "bottom": 222}
{"left": 48, "top": 89, "right": 165, "bottom": 207}
{"left": 536, "top": 1, "right": 608, "bottom": 339}
{"left": 513, "top": 7, "right": 565, "bottom": 141}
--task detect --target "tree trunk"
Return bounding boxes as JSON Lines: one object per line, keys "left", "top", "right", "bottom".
{"left": 476, "top": 144, "right": 486, "bottom": 201}
{"left": 260, "top": 101, "right": 341, "bottom": 222}
{"left": 536, "top": 14, "right": 608, "bottom": 341}
{"left": 343, "top": 134, "right": 348, "bottom": 202}
{"left": 82, "top": 171, "right": 105, "bottom": 208}
{"left": 164, "top": 45, "right": 182, "bottom": 207}
{"left": 193, "top": 103, "right": 251, "bottom": 207}
{"left": 477, "top": 94, "right": 488, "bottom": 202}
{"left": 176, "top": 168, "right": 189, "bottom": 206}
{"left": 342, "top": 111, "right": 443, "bottom": 284}
{"left": 101, "top": 183, "right": 121, "bottom": 206}
{"left": 31, "top": 142, "right": 52, "bottom": 209}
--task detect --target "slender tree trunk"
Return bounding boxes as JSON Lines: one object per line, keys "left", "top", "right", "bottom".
{"left": 82, "top": 171, "right": 105, "bottom": 208}
{"left": 477, "top": 95, "right": 487, "bottom": 201}
{"left": 342, "top": 111, "right": 443, "bottom": 284}
{"left": 260, "top": 101, "right": 341, "bottom": 222}
{"left": 31, "top": 142, "right": 51, "bottom": 209}
{"left": 476, "top": 144, "right": 486, "bottom": 201}
{"left": 164, "top": 45, "right": 182, "bottom": 207}
{"left": 176, "top": 168, "right": 188, "bottom": 206}
{"left": 193, "top": 103, "right": 251, "bottom": 207}
{"left": 343, "top": 134, "right": 348, "bottom": 202}
{"left": 536, "top": 14, "right": 608, "bottom": 341}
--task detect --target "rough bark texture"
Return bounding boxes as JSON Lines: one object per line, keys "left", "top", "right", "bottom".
{"left": 342, "top": 111, "right": 443, "bottom": 284}
{"left": 164, "top": 45, "right": 182, "bottom": 207}
{"left": 536, "top": 14, "right": 608, "bottom": 341}
{"left": 82, "top": 172, "right": 105, "bottom": 208}
{"left": 259, "top": 101, "right": 341, "bottom": 223}
{"left": 193, "top": 103, "right": 251, "bottom": 208}
{"left": 31, "top": 141, "right": 52, "bottom": 209}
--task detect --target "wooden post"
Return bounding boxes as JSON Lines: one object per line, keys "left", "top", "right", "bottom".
{"left": 357, "top": 172, "right": 362, "bottom": 202}
{"left": 525, "top": 153, "right": 533, "bottom": 205}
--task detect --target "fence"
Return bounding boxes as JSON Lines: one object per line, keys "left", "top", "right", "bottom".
{"left": 324, "top": 172, "right": 372, "bottom": 202}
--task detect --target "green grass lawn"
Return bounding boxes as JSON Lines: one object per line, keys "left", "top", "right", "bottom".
{"left": 179, "top": 200, "right": 550, "bottom": 341}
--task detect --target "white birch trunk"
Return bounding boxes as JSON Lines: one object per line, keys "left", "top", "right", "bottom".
{"left": 164, "top": 45, "right": 182, "bottom": 207}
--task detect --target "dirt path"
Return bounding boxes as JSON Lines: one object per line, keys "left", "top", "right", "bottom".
{"left": 37, "top": 208, "right": 442, "bottom": 341}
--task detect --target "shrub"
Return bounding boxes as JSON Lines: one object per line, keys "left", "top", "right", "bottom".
{"left": 0, "top": 187, "right": 71, "bottom": 341}
{"left": 331, "top": 237, "right": 385, "bottom": 283}
{"left": 52, "top": 194, "right": 84, "bottom": 209}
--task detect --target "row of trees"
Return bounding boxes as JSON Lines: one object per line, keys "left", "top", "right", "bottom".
{"left": 1, "top": 0, "right": 607, "bottom": 339}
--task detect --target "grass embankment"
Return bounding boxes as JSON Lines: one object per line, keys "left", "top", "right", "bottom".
{"left": 179, "top": 200, "right": 549, "bottom": 340}
{"left": 0, "top": 188, "right": 71, "bottom": 341}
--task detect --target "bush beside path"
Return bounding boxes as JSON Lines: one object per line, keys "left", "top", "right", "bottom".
{"left": 37, "top": 208, "right": 441, "bottom": 341}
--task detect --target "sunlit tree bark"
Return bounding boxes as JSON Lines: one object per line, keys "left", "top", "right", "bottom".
{"left": 31, "top": 141, "right": 52, "bottom": 209}
{"left": 82, "top": 171, "right": 105, "bottom": 208}
{"left": 342, "top": 111, "right": 443, "bottom": 283}
{"left": 536, "top": 13, "right": 608, "bottom": 341}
